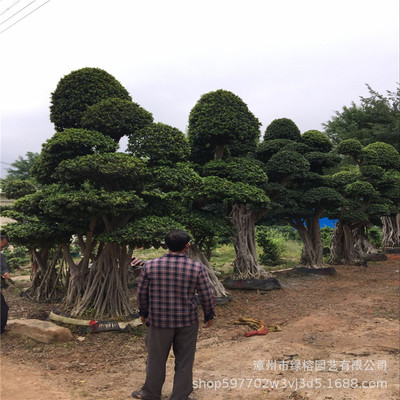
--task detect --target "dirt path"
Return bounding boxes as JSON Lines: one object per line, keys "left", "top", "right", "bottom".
{"left": 1, "top": 258, "right": 399, "bottom": 400}
{"left": 1, "top": 357, "right": 72, "bottom": 400}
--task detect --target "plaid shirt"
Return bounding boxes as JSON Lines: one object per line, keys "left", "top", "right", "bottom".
{"left": 137, "top": 252, "right": 215, "bottom": 328}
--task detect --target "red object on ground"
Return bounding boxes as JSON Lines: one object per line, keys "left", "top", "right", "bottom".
{"left": 244, "top": 327, "right": 269, "bottom": 337}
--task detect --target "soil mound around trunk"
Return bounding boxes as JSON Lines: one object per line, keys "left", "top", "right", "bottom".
{"left": 287, "top": 266, "right": 337, "bottom": 276}
{"left": 223, "top": 277, "right": 281, "bottom": 290}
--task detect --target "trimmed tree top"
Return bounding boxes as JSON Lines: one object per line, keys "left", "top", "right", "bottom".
{"left": 31, "top": 129, "right": 118, "bottom": 184}
{"left": 188, "top": 89, "right": 261, "bottom": 164}
{"left": 301, "top": 130, "right": 333, "bottom": 152}
{"left": 361, "top": 142, "right": 400, "bottom": 169}
{"left": 203, "top": 158, "right": 268, "bottom": 186}
{"left": 264, "top": 118, "right": 301, "bottom": 141}
{"left": 50, "top": 67, "right": 131, "bottom": 131}
{"left": 81, "top": 98, "right": 153, "bottom": 142}
{"left": 128, "top": 123, "right": 190, "bottom": 166}
{"left": 332, "top": 139, "right": 400, "bottom": 224}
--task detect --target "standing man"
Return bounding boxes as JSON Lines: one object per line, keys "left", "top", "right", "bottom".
{"left": 132, "top": 229, "right": 215, "bottom": 400}
{"left": 1, "top": 236, "right": 11, "bottom": 334}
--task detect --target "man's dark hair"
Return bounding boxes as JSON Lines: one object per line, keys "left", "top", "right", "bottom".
{"left": 165, "top": 230, "right": 191, "bottom": 252}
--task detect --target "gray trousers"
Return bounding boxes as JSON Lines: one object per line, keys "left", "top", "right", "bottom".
{"left": 141, "top": 322, "right": 199, "bottom": 400}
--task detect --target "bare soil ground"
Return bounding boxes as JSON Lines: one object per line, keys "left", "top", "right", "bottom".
{"left": 1, "top": 257, "right": 399, "bottom": 400}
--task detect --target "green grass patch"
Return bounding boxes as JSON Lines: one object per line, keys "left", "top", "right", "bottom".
{"left": 209, "top": 244, "right": 235, "bottom": 278}
{"left": 208, "top": 239, "right": 302, "bottom": 276}
{"left": 281, "top": 239, "right": 303, "bottom": 261}
{"left": 126, "top": 239, "right": 302, "bottom": 276}
{"left": 132, "top": 247, "right": 166, "bottom": 261}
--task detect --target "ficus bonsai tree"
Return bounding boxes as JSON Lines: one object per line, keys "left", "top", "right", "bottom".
{"left": 329, "top": 140, "right": 400, "bottom": 264}
{"left": 258, "top": 120, "right": 343, "bottom": 269}
{"left": 188, "top": 90, "right": 279, "bottom": 280}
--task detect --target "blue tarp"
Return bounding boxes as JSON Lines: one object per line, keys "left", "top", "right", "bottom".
{"left": 319, "top": 218, "right": 337, "bottom": 228}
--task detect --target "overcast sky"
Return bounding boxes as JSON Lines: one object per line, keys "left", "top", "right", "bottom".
{"left": 0, "top": 0, "right": 398, "bottom": 178}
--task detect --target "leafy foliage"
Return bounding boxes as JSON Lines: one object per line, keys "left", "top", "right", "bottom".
{"left": 39, "top": 185, "right": 146, "bottom": 222}
{"left": 31, "top": 129, "right": 118, "bottom": 184}
{"left": 2, "top": 245, "right": 29, "bottom": 272}
{"left": 361, "top": 142, "right": 400, "bottom": 169}
{"left": 50, "top": 67, "right": 131, "bottom": 131}
{"left": 330, "top": 170, "right": 360, "bottom": 188}
{"left": 301, "top": 130, "right": 332, "bottom": 152}
{"left": 55, "top": 153, "right": 149, "bottom": 191}
{"left": 4, "top": 215, "right": 71, "bottom": 249}
{"left": 101, "top": 216, "right": 184, "bottom": 247}
{"left": 332, "top": 139, "right": 400, "bottom": 225}
{"left": 200, "top": 176, "right": 270, "bottom": 207}
{"left": 128, "top": 123, "right": 190, "bottom": 166}
{"left": 3, "top": 200, "right": 72, "bottom": 250}
{"left": 368, "top": 225, "right": 383, "bottom": 247}
{"left": 182, "top": 210, "right": 232, "bottom": 257}
{"left": 321, "top": 226, "right": 334, "bottom": 249}
{"left": 259, "top": 119, "right": 343, "bottom": 267}
{"left": 302, "top": 187, "right": 344, "bottom": 210}
{"left": 265, "top": 150, "right": 309, "bottom": 181}
{"left": 337, "top": 139, "right": 363, "bottom": 160}
{"left": 344, "top": 181, "right": 377, "bottom": 200}
{"left": 304, "top": 152, "right": 341, "bottom": 173}
{"left": 2, "top": 152, "right": 39, "bottom": 181}
{"left": 81, "top": 98, "right": 153, "bottom": 142}
{"left": 188, "top": 89, "right": 261, "bottom": 163}
{"left": 203, "top": 158, "right": 268, "bottom": 186}
{"left": 1, "top": 180, "right": 36, "bottom": 199}
{"left": 264, "top": 118, "right": 301, "bottom": 141}
{"left": 256, "top": 139, "right": 296, "bottom": 161}
{"left": 256, "top": 226, "right": 285, "bottom": 265}
{"left": 146, "top": 163, "right": 202, "bottom": 192}
{"left": 323, "top": 84, "right": 400, "bottom": 148}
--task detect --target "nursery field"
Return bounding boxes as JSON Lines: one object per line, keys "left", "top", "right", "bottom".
{"left": 1, "top": 251, "right": 399, "bottom": 400}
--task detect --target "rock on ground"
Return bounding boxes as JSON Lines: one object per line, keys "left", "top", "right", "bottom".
{"left": 7, "top": 318, "right": 72, "bottom": 343}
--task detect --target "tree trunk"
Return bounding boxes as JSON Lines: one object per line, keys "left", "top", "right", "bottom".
{"left": 66, "top": 242, "right": 132, "bottom": 318}
{"left": 329, "top": 221, "right": 357, "bottom": 265}
{"left": 292, "top": 216, "right": 324, "bottom": 268}
{"left": 230, "top": 204, "right": 273, "bottom": 279}
{"left": 62, "top": 243, "right": 91, "bottom": 313}
{"left": 187, "top": 243, "right": 229, "bottom": 298}
{"left": 26, "top": 246, "right": 63, "bottom": 301}
{"left": 329, "top": 220, "right": 378, "bottom": 265}
{"left": 353, "top": 224, "right": 377, "bottom": 256}
{"left": 381, "top": 214, "right": 400, "bottom": 248}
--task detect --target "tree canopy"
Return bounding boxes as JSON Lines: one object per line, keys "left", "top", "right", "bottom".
{"left": 50, "top": 67, "right": 132, "bottom": 132}
{"left": 263, "top": 118, "right": 301, "bottom": 141}
{"left": 81, "top": 98, "right": 153, "bottom": 142}
{"left": 128, "top": 122, "right": 190, "bottom": 166}
{"left": 323, "top": 84, "right": 400, "bottom": 148}
{"left": 259, "top": 122, "right": 343, "bottom": 268}
{"left": 2, "top": 151, "right": 39, "bottom": 181}
{"left": 186, "top": 90, "right": 273, "bottom": 279}
{"left": 31, "top": 128, "right": 118, "bottom": 184}
{"left": 329, "top": 140, "right": 400, "bottom": 263}
{"left": 334, "top": 140, "right": 400, "bottom": 223}
{"left": 188, "top": 89, "right": 261, "bottom": 163}
{"left": 324, "top": 83, "right": 400, "bottom": 250}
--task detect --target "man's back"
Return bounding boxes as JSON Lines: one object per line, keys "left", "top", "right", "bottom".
{"left": 137, "top": 252, "right": 215, "bottom": 328}
{"left": 132, "top": 229, "right": 214, "bottom": 400}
